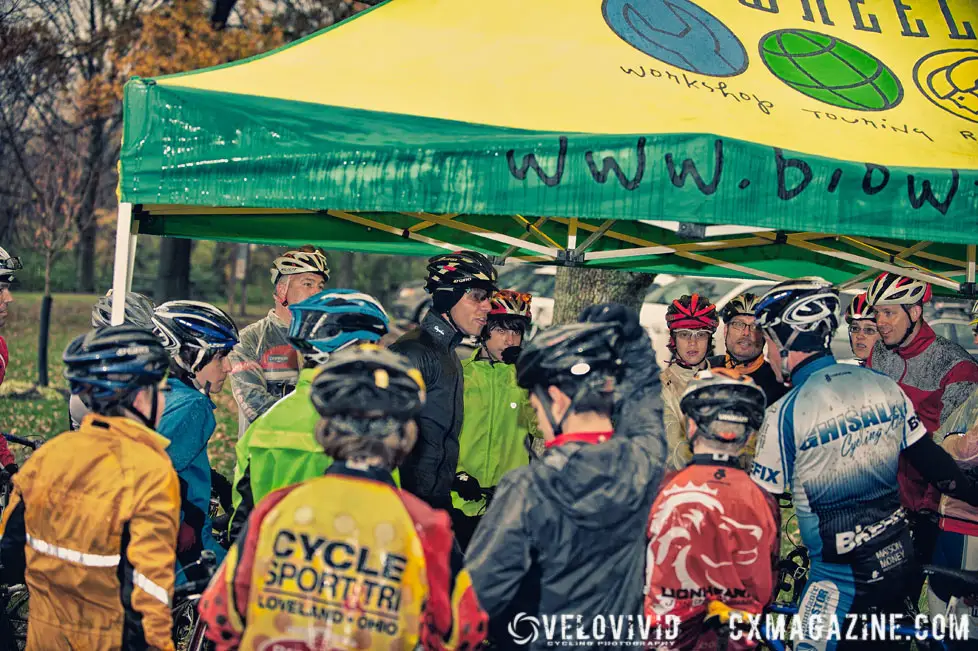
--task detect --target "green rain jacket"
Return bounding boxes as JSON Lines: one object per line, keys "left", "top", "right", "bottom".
{"left": 452, "top": 349, "right": 540, "bottom": 517}
{"left": 230, "top": 368, "right": 400, "bottom": 534}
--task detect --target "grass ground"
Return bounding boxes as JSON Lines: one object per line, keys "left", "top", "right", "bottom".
{"left": 0, "top": 292, "right": 267, "bottom": 476}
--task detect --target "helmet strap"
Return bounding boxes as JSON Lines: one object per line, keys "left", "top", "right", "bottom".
{"left": 125, "top": 383, "right": 160, "bottom": 430}
{"left": 278, "top": 276, "right": 293, "bottom": 308}
{"left": 443, "top": 310, "right": 463, "bottom": 335}
{"left": 533, "top": 385, "right": 570, "bottom": 439}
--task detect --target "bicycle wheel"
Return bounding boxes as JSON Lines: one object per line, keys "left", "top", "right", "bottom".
{"left": 0, "top": 586, "right": 29, "bottom": 650}
{"left": 171, "top": 595, "right": 200, "bottom": 649}
{"left": 184, "top": 617, "right": 215, "bottom": 651}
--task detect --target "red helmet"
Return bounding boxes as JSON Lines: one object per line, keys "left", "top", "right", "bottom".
{"left": 845, "top": 292, "right": 874, "bottom": 324}
{"left": 666, "top": 294, "right": 719, "bottom": 332}
{"left": 488, "top": 290, "right": 532, "bottom": 321}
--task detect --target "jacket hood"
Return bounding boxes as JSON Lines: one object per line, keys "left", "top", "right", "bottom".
{"left": 531, "top": 435, "right": 657, "bottom": 529}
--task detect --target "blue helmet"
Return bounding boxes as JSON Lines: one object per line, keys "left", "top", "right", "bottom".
{"left": 63, "top": 325, "right": 170, "bottom": 412}
{"left": 152, "top": 300, "right": 239, "bottom": 376}
{"left": 288, "top": 289, "right": 390, "bottom": 365}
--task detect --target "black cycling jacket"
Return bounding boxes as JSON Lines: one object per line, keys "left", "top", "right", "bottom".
{"left": 465, "top": 432, "right": 664, "bottom": 649}
{"left": 389, "top": 311, "right": 464, "bottom": 509}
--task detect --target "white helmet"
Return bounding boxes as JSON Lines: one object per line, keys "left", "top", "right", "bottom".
{"left": 270, "top": 248, "right": 330, "bottom": 285}
{"left": 866, "top": 272, "right": 932, "bottom": 307}
{"left": 0, "top": 246, "right": 22, "bottom": 283}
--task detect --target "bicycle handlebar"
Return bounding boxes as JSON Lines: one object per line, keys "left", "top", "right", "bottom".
{"left": 173, "top": 550, "right": 218, "bottom": 601}
{"left": 0, "top": 433, "right": 42, "bottom": 450}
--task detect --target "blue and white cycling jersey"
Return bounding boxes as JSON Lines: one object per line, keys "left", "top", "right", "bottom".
{"left": 751, "top": 354, "right": 926, "bottom": 565}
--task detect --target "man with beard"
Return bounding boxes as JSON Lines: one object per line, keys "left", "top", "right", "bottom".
{"left": 709, "top": 293, "right": 786, "bottom": 407}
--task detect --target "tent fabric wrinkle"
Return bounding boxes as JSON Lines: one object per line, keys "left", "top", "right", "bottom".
{"left": 115, "top": 0, "right": 978, "bottom": 289}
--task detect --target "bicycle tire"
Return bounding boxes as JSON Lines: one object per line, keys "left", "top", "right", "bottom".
{"left": 0, "top": 586, "right": 29, "bottom": 650}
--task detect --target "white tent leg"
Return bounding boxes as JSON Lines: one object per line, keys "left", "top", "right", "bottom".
{"left": 968, "top": 245, "right": 976, "bottom": 285}
{"left": 127, "top": 234, "right": 138, "bottom": 292}
{"left": 110, "top": 203, "right": 134, "bottom": 325}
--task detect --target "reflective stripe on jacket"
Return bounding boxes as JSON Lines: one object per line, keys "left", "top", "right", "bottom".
{"left": 0, "top": 414, "right": 180, "bottom": 650}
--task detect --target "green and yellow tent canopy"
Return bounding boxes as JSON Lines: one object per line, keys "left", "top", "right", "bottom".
{"left": 115, "top": 0, "right": 978, "bottom": 298}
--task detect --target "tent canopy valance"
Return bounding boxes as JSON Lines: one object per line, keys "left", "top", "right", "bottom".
{"left": 113, "top": 0, "right": 978, "bottom": 320}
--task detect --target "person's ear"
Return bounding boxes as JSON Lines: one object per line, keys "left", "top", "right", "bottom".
{"left": 910, "top": 304, "right": 923, "bottom": 322}
{"left": 547, "top": 385, "right": 570, "bottom": 421}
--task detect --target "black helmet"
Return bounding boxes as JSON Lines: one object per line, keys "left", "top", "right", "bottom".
{"left": 91, "top": 290, "right": 156, "bottom": 330}
{"left": 310, "top": 343, "right": 426, "bottom": 423}
{"left": 755, "top": 278, "right": 840, "bottom": 377}
{"left": 152, "top": 301, "right": 239, "bottom": 377}
{"left": 63, "top": 325, "right": 169, "bottom": 423}
{"left": 680, "top": 368, "right": 766, "bottom": 446}
{"left": 516, "top": 322, "right": 623, "bottom": 436}
{"left": 424, "top": 250, "right": 498, "bottom": 312}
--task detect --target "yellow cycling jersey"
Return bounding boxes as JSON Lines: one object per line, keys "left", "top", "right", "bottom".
{"left": 200, "top": 462, "right": 487, "bottom": 650}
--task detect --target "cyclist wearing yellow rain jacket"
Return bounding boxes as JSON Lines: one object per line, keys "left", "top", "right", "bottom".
{"left": 229, "top": 289, "right": 395, "bottom": 536}
{"left": 0, "top": 326, "right": 180, "bottom": 651}
{"left": 452, "top": 290, "right": 539, "bottom": 550}
{"left": 201, "top": 345, "right": 488, "bottom": 651}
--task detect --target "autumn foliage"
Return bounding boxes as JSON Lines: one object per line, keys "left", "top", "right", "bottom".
{"left": 112, "top": 0, "right": 284, "bottom": 89}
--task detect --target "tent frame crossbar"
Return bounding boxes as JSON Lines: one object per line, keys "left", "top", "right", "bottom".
{"left": 110, "top": 205, "right": 975, "bottom": 322}
{"left": 758, "top": 231, "right": 961, "bottom": 292}
{"left": 397, "top": 212, "right": 559, "bottom": 258}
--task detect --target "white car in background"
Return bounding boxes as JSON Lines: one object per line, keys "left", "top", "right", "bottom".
{"left": 496, "top": 267, "right": 860, "bottom": 368}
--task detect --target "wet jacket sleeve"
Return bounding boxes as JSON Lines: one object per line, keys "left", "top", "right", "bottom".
{"left": 661, "top": 394, "right": 691, "bottom": 471}
{"left": 201, "top": 486, "right": 297, "bottom": 650}
{"left": 127, "top": 461, "right": 181, "bottom": 651}
{"left": 389, "top": 339, "right": 452, "bottom": 498}
{"left": 228, "top": 333, "right": 278, "bottom": 425}
{"left": 0, "top": 490, "right": 27, "bottom": 585}
{"left": 904, "top": 436, "right": 978, "bottom": 507}
{"left": 939, "top": 360, "right": 978, "bottom": 429}
{"left": 158, "top": 401, "right": 211, "bottom": 472}
{"left": 463, "top": 473, "right": 534, "bottom": 618}
{"left": 397, "top": 492, "right": 488, "bottom": 650}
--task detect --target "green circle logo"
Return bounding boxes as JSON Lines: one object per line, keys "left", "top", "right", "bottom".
{"left": 759, "top": 29, "right": 903, "bottom": 111}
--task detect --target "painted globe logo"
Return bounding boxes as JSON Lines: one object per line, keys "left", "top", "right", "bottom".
{"left": 602, "top": 0, "right": 748, "bottom": 77}
{"left": 759, "top": 29, "right": 903, "bottom": 111}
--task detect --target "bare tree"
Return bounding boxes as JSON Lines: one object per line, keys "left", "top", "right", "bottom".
{"left": 11, "top": 129, "right": 97, "bottom": 385}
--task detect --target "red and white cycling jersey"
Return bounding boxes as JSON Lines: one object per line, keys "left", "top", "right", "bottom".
{"left": 645, "top": 456, "right": 779, "bottom": 650}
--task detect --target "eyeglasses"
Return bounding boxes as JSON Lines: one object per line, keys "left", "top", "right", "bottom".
{"left": 849, "top": 325, "right": 879, "bottom": 336}
{"left": 675, "top": 329, "right": 712, "bottom": 342}
{"left": 465, "top": 288, "right": 491, "bottom": 303}
{"left": 728, "top": 321, "right": 760, "bottom": 334}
